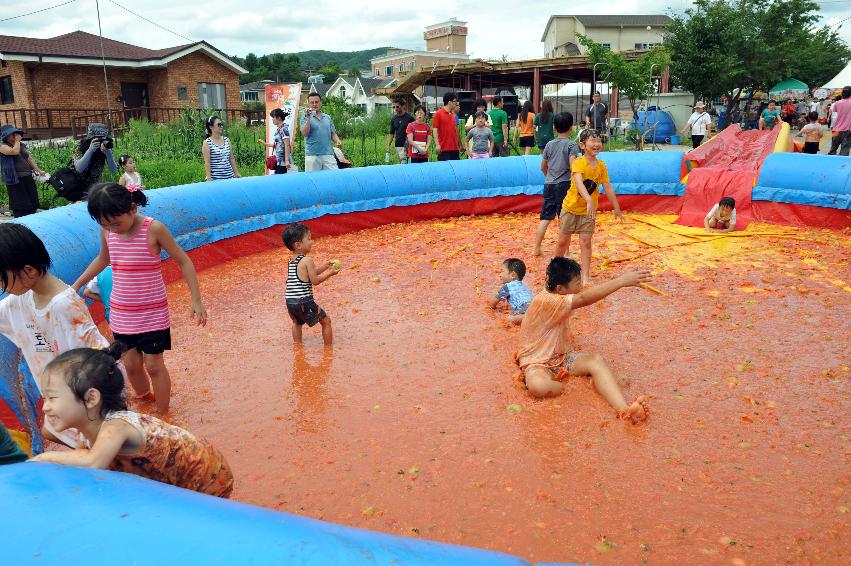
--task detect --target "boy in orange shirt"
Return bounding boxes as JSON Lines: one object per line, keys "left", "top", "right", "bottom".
{"left": 516, "top": 257, "right": 650, "bottom": 424}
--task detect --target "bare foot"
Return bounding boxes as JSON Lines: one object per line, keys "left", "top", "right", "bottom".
{"left": 618, "top": 396, "right": 650, "bottom": 424}
{"left": 134, "top": 391, "right": 156, "bottom": 403}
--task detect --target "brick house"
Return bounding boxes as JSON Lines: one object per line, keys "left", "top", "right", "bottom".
{"left": 0, "top": 31, "right": 247, "bottom": 138}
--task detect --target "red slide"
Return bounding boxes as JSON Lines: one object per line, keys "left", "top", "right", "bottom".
{"left": 676, "top": 125, "right": 780, "bottom": 229}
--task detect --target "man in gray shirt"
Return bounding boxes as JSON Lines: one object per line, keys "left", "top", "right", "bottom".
{"left": 585, "top": 92, "right": 609, "bottom": 134}
{"left": 300, "top": 93, "right": 343, "bottom": 172}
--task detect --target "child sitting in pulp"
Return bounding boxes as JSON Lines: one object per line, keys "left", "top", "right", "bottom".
{"left": 282, "top": 223, "right": 340, "bottom": 345}
{"left": 31, "top": 343, "right": 234, "bottom": 497}
{"left": 489, "top": 258, "right": 534, "bottom": 324}
{"left": 553, "top": 129, "right": 624, "bottom": 286}
{"left": 704, "top": 196, "right": 737, "bottom": 232}
{"left": 516, "top": 257, "right": 650, "bottom": 424}
{"left": 0, "top": 223, "right": 108, "bottom": 447}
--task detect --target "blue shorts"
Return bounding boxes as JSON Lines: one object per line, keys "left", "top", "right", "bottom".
{"left": 511, "top": 301, "right": 531, "bottom": 316}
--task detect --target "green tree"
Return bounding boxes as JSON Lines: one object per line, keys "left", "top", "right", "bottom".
{"left": 348, "top": 66, "right": 362, "bottom": 78}
{"left": 578, "top": 34, "right": 671, "bottom": 138}
{"left": 665, "top": 0, "right": 850, "bottom": 110}
{"left": 244, "top": 53, "right": 259, "bottom": 72}
{"left": 319, "top": 61, "right": 341, "bottom": 83}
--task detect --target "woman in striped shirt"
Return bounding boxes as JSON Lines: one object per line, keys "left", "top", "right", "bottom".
{"left": 202, "top": 115, "right": 241, "bottom": 181}
{"left": 73, "top": 183, "right": 208, "bottom": 414}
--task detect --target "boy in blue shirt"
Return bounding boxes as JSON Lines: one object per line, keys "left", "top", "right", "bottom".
{"left": 489, "top": 258, "right": 534, "bottom": 324}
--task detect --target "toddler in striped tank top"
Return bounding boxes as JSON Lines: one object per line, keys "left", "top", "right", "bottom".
{"left": 73, "top": 183, "right": 208, "bottom": 414}
{"left": 282, "top": 223, "right": 340, "bottom": 345}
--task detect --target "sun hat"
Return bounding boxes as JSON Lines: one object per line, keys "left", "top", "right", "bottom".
{"left": 86, "top": 123, "right": 109, "bottom": 138}
{"left": 0, "top": 124, "right": 24, "bottom": 142}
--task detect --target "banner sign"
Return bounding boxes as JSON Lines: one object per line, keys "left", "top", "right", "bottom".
{"left": 264, "top": 83, "right": 302, "bottom": 174}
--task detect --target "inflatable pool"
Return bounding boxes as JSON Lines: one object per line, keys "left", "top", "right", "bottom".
{"left": 1, "top": 152, "right": 848, "bottom": 562}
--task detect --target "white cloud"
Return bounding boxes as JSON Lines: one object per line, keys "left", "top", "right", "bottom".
{"left": 1, "top": 0, "right": 848, "bottom": 58}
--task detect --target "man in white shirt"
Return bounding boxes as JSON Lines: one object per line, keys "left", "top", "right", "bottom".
{"left": 680, "top": 101, "right": 713, "bottom": 149}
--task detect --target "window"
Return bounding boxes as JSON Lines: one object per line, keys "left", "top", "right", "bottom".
{"left": 385, "top": 66, "right": 393, "bottom": 76}
{"left": 0, "top": 76, "right": 13, "bottom": 105}
{"left": 634, "top": 43, "right": 656, "bottom": 50}
{"left": 241, "top": 91, "right": 259, "bottom": 102}
{"left": 375, "top": 67, "right": 380, "bottom": 76}
{"left": 408, "top": 61, "right": 415, "bottom": 71}
{"left": 340, "top": 86, "right": 347, "bottom": 99}
{"left": 399, "top": 63, "right": 405, "bottom": 72}
{"left": 197, "top": 82, "right": 225, "bottom": 109}
{"left": 601, "top": 43, "right": 611, "bottom": 50}
{"left": 176, "top": 86, "right": 188, "bottom": 100}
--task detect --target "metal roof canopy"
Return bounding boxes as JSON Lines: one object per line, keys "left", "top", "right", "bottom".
{"left": 375, "top": 53, "right": 645, "bottom": 97}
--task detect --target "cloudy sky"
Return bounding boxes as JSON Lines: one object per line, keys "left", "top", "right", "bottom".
{"left": 2, "top": 0, "right": 849, "bottom": 59}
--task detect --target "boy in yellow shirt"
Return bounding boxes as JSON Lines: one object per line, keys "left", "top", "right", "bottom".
{"left": 554, "top": 129, "right": 624, "bottom": 285}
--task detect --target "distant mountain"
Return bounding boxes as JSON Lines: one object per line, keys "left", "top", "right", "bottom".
{"left": 296, "top": 48, "right": 392, "bottom": 71}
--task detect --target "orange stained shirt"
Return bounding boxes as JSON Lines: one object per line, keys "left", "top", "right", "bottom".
{"left": 515, "top": 291, "right": 574, "bottom": 371}
{"left": 517, "top": 112, "right": 536, "bottom": 137}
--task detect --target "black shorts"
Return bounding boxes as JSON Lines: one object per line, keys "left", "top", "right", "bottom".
{"left": 287, "top": 300, "right": 327, "bottom": 327}
{"left": 541, "top": 181, "right": 570, "bottom": 220}
{"left": 113, "top": 328, "right": 172, "bottom": 355}
{"left": 410, "top": 157, "right": 429, "bottom": 164}
{"left": 519, "top": 136, "right": 535, "bottom": 148}
{"left": 802, "top": 141, "right": 819, "bottom": 154}
{"left": 274, "top": 165, "right": 288, "bottom": 174}
{"left": 437, "top": 150, "right": 460, "bottom": 161}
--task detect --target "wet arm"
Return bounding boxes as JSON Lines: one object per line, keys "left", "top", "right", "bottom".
{"left": 32, "top": 421, "right": 129, "bottom": 468}
{"left": 72, "top": 231, "right": 110, "bottom": 291}
{"left": 303, "top": 256, "right": 338, "bottom": 285}
{"left": 602, "top": 182, "right": 622, "bottom": 218}
{"left": 572, "top": 271, "right": 648, "bottom": 309}
{"left": 153, "top": 221, "right": 207, "bottom": 325}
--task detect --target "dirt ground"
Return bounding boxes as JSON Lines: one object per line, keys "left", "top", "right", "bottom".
{"left": 144, "top": 212, "right": 849, "bottom": 565}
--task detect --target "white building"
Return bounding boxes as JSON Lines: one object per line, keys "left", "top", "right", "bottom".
{"left": 541, "top": 15, "right": 671, "bottom": 57}
{"left": 323, "top": 75, "right": 397, "bottom": 114}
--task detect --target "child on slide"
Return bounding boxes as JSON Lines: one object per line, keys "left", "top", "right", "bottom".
{"left": 515, "top": 257, "right": 650, "bottom": 424}
{"left": 704, "top": 196, "right": 736, "bottom": 233}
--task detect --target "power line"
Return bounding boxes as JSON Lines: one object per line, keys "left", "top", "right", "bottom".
{"left": 107, "top": 0, "right": 195, "bottom": 43}
{"left": 0, "top": 0, "right": 78, "bottom": 23}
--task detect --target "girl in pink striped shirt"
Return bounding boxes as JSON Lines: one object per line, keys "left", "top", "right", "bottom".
{"left": 73, "top": 183, "right": 207, "bottom": 414}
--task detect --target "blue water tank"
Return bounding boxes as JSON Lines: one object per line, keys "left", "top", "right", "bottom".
{"left": 631, "top": 110, "right": 677, "bottom": 143}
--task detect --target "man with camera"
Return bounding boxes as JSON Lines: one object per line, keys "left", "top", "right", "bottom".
{"left": 73, "top": 123, "right": 118, "bottom": 199}
{"left": 300, "top": 93, "right": 342, "bottom": 172}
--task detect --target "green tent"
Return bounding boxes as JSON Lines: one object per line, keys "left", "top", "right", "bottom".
{"left": 768, "top": 78, "right": 809, "bottom": 99}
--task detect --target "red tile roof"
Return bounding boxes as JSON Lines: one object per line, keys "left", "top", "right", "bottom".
{"left": 0, "top": 30, "right": 194, "bottom": 61}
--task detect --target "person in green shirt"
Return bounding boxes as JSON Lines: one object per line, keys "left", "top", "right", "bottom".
{"left": 534, "top": 99, "right": 556, "bottom": 150}
{"left": 759, "top": 100, "right": 781, "bottom": 130}
{"left": 489, "top": 96, "right": 510, "bottom": 157}
{"left": 0, "top": 422, "right": 27, "bottom": 465}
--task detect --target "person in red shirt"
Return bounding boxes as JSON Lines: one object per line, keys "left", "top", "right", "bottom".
{"left": 432, "top": 92, "right": 461, "bottom": 161}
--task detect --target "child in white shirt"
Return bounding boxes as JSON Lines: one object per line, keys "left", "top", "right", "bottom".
{"left": 704, "top": 196, "right": 737, "bottom": 232}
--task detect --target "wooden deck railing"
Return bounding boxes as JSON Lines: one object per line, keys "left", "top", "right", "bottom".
{"left": 0, "top": 107, "right": 265, "bottom": 139}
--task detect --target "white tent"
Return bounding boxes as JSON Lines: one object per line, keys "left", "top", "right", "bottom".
{"left": 814, "top": 62, "right": 851, "bottom": 98}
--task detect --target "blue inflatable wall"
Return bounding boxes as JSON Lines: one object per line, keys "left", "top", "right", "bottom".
{"left": 0, "top": 463, "right": 541, "bottom": 565}
{"left": 754, "top": 153, "right": 851, "bottom": 209}
{"left": 5, "top": 151, "right": 846, "bottom": 563}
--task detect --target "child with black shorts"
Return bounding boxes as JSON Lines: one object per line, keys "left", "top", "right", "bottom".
{"left": 282, "top": 223, "right": 340, "bottom": 345}
{"left": 533, "top": 112, "right": 580, "bottom": 256}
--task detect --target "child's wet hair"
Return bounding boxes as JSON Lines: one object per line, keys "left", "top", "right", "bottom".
{"left": 719, "top": 196, "right": 736, "bottom": 209}
{"left": 579, "top": 128, "right": 603, "bottom": 144}
{"left": 282, "top": 223, "right": 310, "bottom": 251}
{"left": 553, "top": 112, "right": 574, "bottom": 133}
{"left": 503, "top": 258, "right": 527, "bottom": 280}
{"left": 546, "top": 257, "right": 581, "bottom": 292}
{"left": 87, "top": 182, "right": 148, "bottom": 223}
{"left": 46, "top": 342, "right": 129, "bottom": 418}
{"left": 118, "top": 154, "right": 133, "bottom": 167}
{"left": 0, "top": 223, "right": 51, "bottom": 291}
